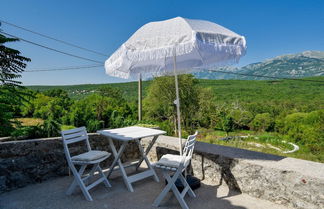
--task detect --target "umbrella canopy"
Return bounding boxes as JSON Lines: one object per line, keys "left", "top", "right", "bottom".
{"left": 105, "top": 17, "right": 246, "bottom": 154}
{"left": 105, "top": 17, "right": 246, "bottom": 79}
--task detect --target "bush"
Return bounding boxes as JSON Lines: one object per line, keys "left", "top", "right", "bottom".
{"left": 158, "top": 120, "right": 174, "bottom": 136}
{"left": 42, "top": 118, "right": 61, "bottom": 137}
{"left": 250, "top": 113, "right": 274, "bottom": 132}
{"left": 280, "top": 110, "right": 324, "bottom": 147}
{"left": 219, "top": 114, "right": 234, "bottom": 136}
{"left": 229, "top": 109, "right": 253, "bottom": 129}
{"left": 86, "top": 119, "right": 104, "bottom": 132}
{"left": 10, "top": 125, "right": 44, "bottom": 139}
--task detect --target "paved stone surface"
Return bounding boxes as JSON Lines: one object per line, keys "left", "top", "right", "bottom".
{"left": 0, "top": 168, "right": 289, "bottom": 209}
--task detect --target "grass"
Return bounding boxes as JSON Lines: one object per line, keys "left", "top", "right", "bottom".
{"left": 15, "top": 118, "right": 44, "bottom": 126}
{"left": 197, "top": 129, "right": 323, "bottom": 163}
{"left": 61, "top": 125, "right": 76, "bottom": 131}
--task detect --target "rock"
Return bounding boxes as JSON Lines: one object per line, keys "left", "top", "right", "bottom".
{"left": 0, "top": 176, "right": 7, "bottom": 191}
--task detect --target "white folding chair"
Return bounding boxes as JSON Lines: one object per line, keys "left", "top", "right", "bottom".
{"left": 153, "top": 131, "right": 198, "bottom": 209}
{"left": 61, "top": 127, "right": 112, "bottom": 201}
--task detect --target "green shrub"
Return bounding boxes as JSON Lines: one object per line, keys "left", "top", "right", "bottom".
{"left": 10, "top": 125, "right": 44, "bottom": 139}
{"left": 86, "top": 120, "right": 104, "bottom": 132}
{"left": 215, "top": 111, "right": 234, "bottom": 136}
{"left": 61, "top": 125, "right": 76, "bottom": 131}
{"left": 229, "top": 109, "right": 253, "bottom": 129}
{"left": 158, "top": 120, "right": 174, "bottom": 136}
{"left": 278, "top": 110, "right": 324, "bottom": 156}
{"left": 250, "top": 113, "right": 274, "bottom": 132}
{"left": 42, "top": 118, "right": 61, "bottom": 137}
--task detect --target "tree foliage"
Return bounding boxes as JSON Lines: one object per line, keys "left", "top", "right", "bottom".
{"left": 0, "top": 34, "right": 30, "bottom": 86}
{"left": 143, "top": 74, "right": 200, "bottom": 135}
{"left": 0, "top": 34, "right": 31, "bottom": 136}
{"left": 250, "top": 113, "right": 274, "bottom": 132}
{"left": 1, "top": 68, "right": 323, "bottom": 162}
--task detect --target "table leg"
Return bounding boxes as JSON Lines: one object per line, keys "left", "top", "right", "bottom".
{"left": 135, "top": 135, "right": 159, "bottom": 170}
{"left": 107, "top": 138, "right": 127, "bottom": 178}
{"left": 117, "top": 157, "right": 134, "bottom": 192}
{"left": 107, "top": 139, "right": 134, "bottom": 192}
{"left": 135, "top": 138, "right": 159, "bottom": 182}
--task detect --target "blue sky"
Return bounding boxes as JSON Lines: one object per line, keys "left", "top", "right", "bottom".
{"left": 1, "top": 0, "right": 324, "bottom": 85}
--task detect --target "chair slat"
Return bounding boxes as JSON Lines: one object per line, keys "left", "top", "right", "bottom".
{"left": 186, "top": 140, "right": 195, "bottom": 146}
{"left": 65, "top": 135, "right": 88, "bottom": 144}
{"left": 186, "top": 142, "right": 195, "bottom": 148}
{"left": 63, "top": 131, "right": 86, "bottom": 140}
{"left": 62, "top": 127, "right": 86, "bottom": 135}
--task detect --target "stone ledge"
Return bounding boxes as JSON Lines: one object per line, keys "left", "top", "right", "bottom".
{"left": 142, "top": 135, "right": 324, "bottom": 209}
{"left": 0, "top": 133, "right": 140, "bottom": 193}
{"left": 1, "top": 134, "right": 323, "bottom": 209}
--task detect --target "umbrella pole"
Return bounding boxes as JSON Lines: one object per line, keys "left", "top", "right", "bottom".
{"left": 173, "top": 52, "right": 182, "bottom": 155}
{"left": 138, "top": 73, "right": 142, "bottom": 121}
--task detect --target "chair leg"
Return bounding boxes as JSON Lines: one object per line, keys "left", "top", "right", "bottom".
{"left": 164, "top": 171, "right": 190, "bottom": 209}
{"left": 67, "top": 164, "right": 93, "bottom": 201}
{"left": 97, "top": 165, "right": 111, "bottom": 188}
{"left": 152, "top": 169, "right": 182, "bottom": 207}
{"left": 84, "top": 164, "right": 99, "bottom": 184}
{"left": 66, "top": 164, "right": 87, "bottom": 195}
{"left": 179, "top": 173, "right": 196, "bottom": 198}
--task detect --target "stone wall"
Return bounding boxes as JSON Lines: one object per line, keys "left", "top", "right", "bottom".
{"left": 0, "top": 134, "right": 140, "bottom": 193}
{"left": 142, "top": 136, "right": 324, "bottom": 209}
{"left": 1, "top": 134, "right": 324, "bottom": 209}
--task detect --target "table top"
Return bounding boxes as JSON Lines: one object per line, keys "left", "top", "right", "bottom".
{"left": 97, "top": 126, "right": 166, "bottom": 141}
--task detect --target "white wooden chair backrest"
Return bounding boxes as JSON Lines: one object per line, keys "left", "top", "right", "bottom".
{"left": 61, "top": 127, "right": 91, "bottom": 163}
{"left": 181, "top": 131, "right": 198, "bottom": 167}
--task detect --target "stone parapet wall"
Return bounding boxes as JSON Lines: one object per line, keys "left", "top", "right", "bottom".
{"left": 142, "top": 136, "right": 324, "bottom": 209}
{"left": 1, "top": 134, "right": 323, "bottom": 209}
{"left": 0, "top": 134, "right": 140, "bottom": 192}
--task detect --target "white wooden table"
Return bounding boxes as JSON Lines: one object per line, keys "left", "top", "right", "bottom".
{"left": 97, "top": 126, "right": 166, "bottom": 192}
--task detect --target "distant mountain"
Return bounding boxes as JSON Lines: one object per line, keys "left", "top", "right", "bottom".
{"left": 194, "top": 51, "right": 324, "bottom": 80}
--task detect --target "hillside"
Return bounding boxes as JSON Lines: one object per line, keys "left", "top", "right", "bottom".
{"left": 194, "top": 50, "right": 324, "bottom": 80}
{"left": 23, "top": 77, "right": 324, "bottom": 163}
{"left": 27, "top": 81, "right": 152, "bottom": 100}
{"left": 26, "top": 50, "right": 324, "bottom": 101}
{"left": 27, "top": 77, "right": 324, "bottom": 110}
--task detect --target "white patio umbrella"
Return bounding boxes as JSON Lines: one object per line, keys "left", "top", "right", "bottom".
{"left": 105, "top": 17, "right": 246, "bottom": 154}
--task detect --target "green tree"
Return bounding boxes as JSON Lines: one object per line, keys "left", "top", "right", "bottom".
{"left": 250, "top": 113, "right": 274, "bottom": 132}
{"left": 0, "top": 93, "right": 15, "bottom": 136}
{"left": 216, "top": 111, "right": 234, "bottom": 136}
{"left": 67, "top": 93, "right": 135, "bottom": 131}
{"left": 143, "top": 75, "right": 200, "bottom": 135}
{"left": 23, "top": 89, "right": 72, "bottom": 122}
{"left": 44, "top": 89, "right": 69, "bottom": 98}
{"left": 0, "top": 34, "right": 31, "bottom": 136}
{"left": 98, "top": 86, "right": 125, "bottom": 102}
{"left": 0, "top": 34, "right": 30, "bottom": 86}
{"left": 280, "top": 110, "right": 324, "bottom": 147}
{"left": 229, "top": 109, "right": 254, "bottom": 129}
{"left": 42, "top": 117, "right": 61, "bottom": 137}
{"left": 197, "top": 87, "right": 217, "bottom": 128}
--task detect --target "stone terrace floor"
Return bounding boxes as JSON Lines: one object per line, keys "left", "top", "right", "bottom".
{"left": 0, "top": 167, "right": 290, "bottom": 209}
